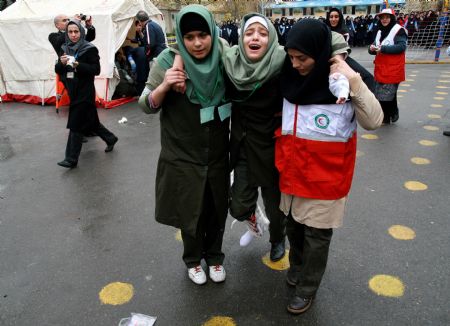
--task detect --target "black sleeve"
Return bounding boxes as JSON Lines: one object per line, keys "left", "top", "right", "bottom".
{"left": 76, "top": 47, "right": 101, "bottom": 77}
{"left": 346, "top": 56, "right": 376, "bottom": 93}
{"left": 48, "top": 32, "right": 64, "bottom": 56}
{"left": 86, "top": 26, "right": 96, "bottom": 42}
{"left": 55, "top": 60, "right": 66, "bottom": 75}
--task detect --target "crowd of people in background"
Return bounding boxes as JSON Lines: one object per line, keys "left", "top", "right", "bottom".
{"left": 255, "top": 9, "right": 447, "bottom": 48}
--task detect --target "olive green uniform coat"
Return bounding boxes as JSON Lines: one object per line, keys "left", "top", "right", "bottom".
{"left": 139, "top": 70, "right": 230, "bottom": 238}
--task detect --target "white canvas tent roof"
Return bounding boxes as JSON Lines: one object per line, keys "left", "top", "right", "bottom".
{"left": 0, "top": 0, "right": 164, "bottom": 106}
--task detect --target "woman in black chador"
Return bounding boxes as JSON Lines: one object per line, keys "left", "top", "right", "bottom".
{"left": 55, "top": 20, "right": 118, "bottom": 168}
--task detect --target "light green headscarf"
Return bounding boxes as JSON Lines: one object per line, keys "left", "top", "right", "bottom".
{"left": 156, "top": 5, "right": 225, "bottom": 108}
{"left": 222, "top": 13, "right": 286, "bottom": 91}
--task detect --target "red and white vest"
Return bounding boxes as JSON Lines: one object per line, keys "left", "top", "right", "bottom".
{"left": 275, "top": 99, "right": 357, "bottom": 200}
{"left": 374, "top": 24, "right": 406, "bottom": 84}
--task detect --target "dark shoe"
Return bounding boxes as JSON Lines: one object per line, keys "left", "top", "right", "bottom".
{"left": 105, "top": 137, "right": 118, "bottom": 152}
{"left": 81, "top": 136, "right": 88, "bottom": 143}
{"left": 391, "top": 113, "right": 399, "bottom": 123}
{"left": 286, "top": 269, "right": 299, "bottom": 287}
{"left": 443, "top": 131, "right": 450, "bottom": 136}
{"left": 287, "top": 296, "right": 313, "bottom": 315}
{"left": 270, "top": 239, "right": 286, "bottom": 262}
{"left": 57, "top": 160, "right": 77, "bottom": 168}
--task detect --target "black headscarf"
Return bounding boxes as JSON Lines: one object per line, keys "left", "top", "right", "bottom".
{"left": 61, "top": 20, "right": 95, "bottom": 57}
{"left": 179, "top": 12, "right": 210, "bottom": 36}
{"left": 280, "top": 19, "right": 336, "bottom": 105}
{"left": 326, "top": 8, "right": 349, "bottom": 35}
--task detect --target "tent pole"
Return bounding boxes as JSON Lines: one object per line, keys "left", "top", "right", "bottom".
{"left": 41, "top": 80, "right": 45, "bottom": 106}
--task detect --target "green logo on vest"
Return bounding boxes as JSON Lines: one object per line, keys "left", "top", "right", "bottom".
{"left": 314, "top": 114, "right": 330, "bottom": 129}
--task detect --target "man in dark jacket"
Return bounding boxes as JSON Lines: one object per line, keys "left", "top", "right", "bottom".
{"left": 48, "top": 14, "right": 96, "bottom": 56}
{"left": 135, "top": 10, "right": 167, "bottom": 63}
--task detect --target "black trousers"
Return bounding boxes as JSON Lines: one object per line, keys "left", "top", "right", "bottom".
{"left": 181, "top": 181, "right": 225, "bottom": 268}
{"left": 380, "top": 93, "right": 399, "bottom": 123}
{"left": 286, "top": 215, "right": 333, "bottom": 298}
{"left": 65, "top": 123, "right": 116, "bottom": 163}
{"left": 229, "top": 147, "right": 286, "bottom": 243}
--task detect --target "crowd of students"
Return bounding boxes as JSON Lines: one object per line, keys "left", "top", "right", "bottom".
{"left": 265, "top": 9, "right": 447, "bottom": 47}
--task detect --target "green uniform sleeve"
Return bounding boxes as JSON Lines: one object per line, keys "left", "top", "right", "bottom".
{"left": 331, "top": 31, "right": 351, "bottom": 57}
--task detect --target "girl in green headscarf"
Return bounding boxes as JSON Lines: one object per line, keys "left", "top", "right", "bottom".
{"left": 223, "top": 13, "right": 289, "bottom": 263}
{"left": 138, "top": 5, "right": 229, "bottom": 286}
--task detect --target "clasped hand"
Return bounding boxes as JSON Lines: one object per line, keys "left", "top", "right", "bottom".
{"left": 163, "top": 67, "right": 187, "bottom": 94}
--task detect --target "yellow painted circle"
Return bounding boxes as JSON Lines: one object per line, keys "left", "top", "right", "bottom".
{"left": 203, "top": 316, "right": 237, "bottom": 326}
{"left": 427, "top": 114, "right": 441, "bottom": 119}
{"left": 438, "top": 80, "right": 450, "bottom": 83}
{"left": 361, "top": 134, "right": 379, "bottom": 140}
{"left": 400, "top": 83, "right": 410, "bottom": 87}
{"left": 430, "top": 104, "right": 443, "bottom": 108}
{"left": 433, "top": 97, "right": 445, "bottom": 100}
{"left": 423, "top": 125, "right": 439, "bottom": 131}
{"left": 398, "top": 89, "right": 408, "bottom": 93}
{"left": 404, "top": 181, "right": 428, "bottom": 191}
{"left": 411, "top": 157, "right": 431, "bottom": 165}
{"left": 356, "top": 150, "right": 365, "bottom": 157}
{"left": 388, "top": 225, "right": 416, "bottom": 240}
{"left": 369, "top": 275, "right": 405, "bottom": 297}
{"left": 175, "top": 229, "right": 182, "bottom": 242}
{"left": 397, "top": 95, "right": 404, "bottom": 98}
{"left": 419, "top": 140, "right": 438, "bottom": 146}
{"left": 405, "top": 79, "right": 415, "bottom": 82}
{"left": 99, "top": 282, "right": 134, "bottom": 305}
{"left": 409, "top": 74, "right": 417, "bottom": 77}
{"left": 435, "top": 91, "right": 448, "bottom": 95}
{"left": 436, "top": 85, "right": 449, "bottom": 89}
{"left": 262, "top": 250, "right": 290, "bottom": 271}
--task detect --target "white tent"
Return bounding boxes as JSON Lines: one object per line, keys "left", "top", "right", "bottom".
{"left": 0, "top": 0, "right": 164, "bottom": 107}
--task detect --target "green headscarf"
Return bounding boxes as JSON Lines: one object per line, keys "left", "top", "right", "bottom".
{"left": 222, "top": 13, "right": 286, "bottom": 91}
{"left": 156, "top": 5, "right": 225, "bottom": 107}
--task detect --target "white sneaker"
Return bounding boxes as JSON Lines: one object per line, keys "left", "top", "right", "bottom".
{"left": 188, "top": 265, "right": 207, "bottom": 285}
{"left": 209, "top": 265, "right": 226, "bottom": 283}
{"left": 239, "top": 230, "right": 255, "bottom": 247}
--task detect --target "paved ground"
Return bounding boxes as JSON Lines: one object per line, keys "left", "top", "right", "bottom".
{"left": 0, "top": 48, "right": 449, "bottom": 326}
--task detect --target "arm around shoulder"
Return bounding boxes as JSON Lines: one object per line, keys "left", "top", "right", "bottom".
{"left": 349, "top": 75, "right": 383, "bottom": 130}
